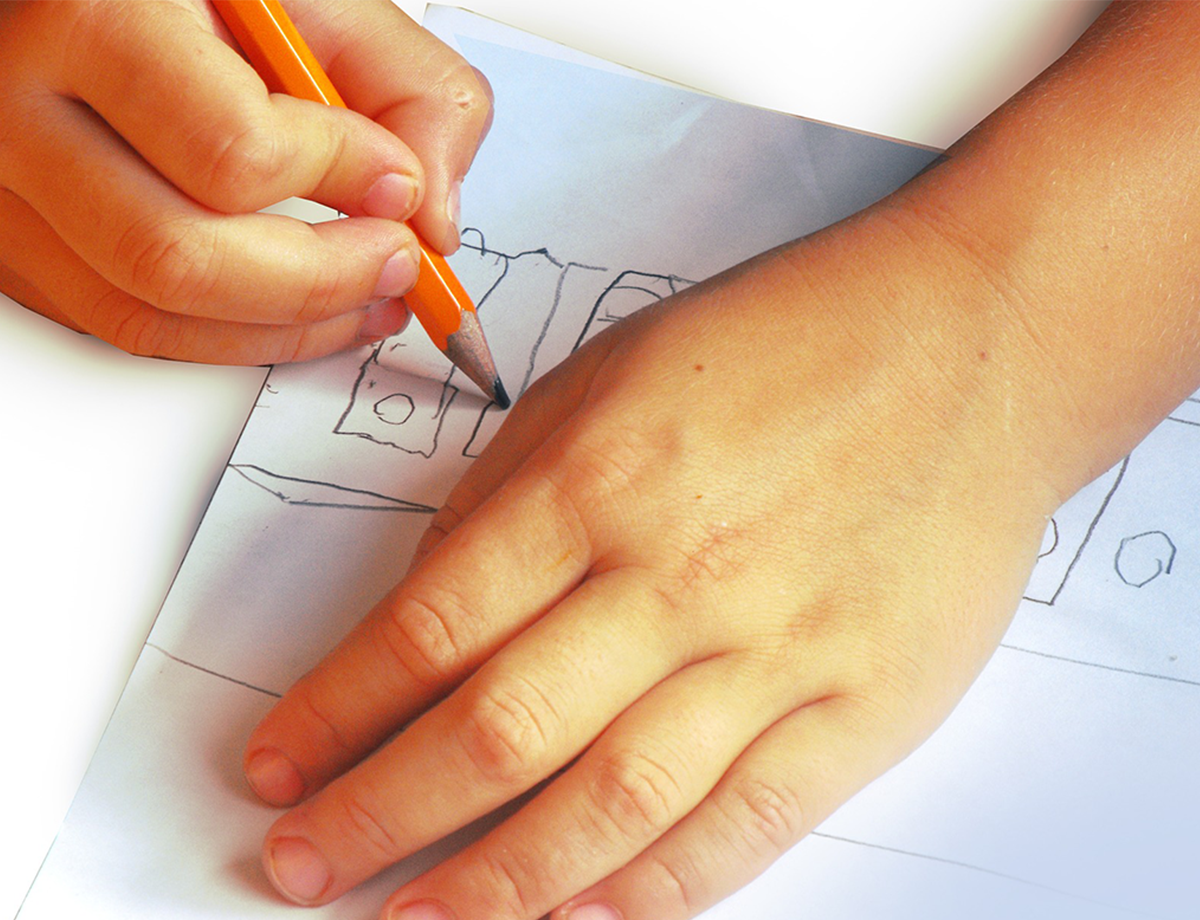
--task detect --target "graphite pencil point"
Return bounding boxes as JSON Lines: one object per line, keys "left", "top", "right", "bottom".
{"left": 492, "top": 377, "right": 512, "bottom": 410}
{"left": 443, "top": 309, "right": 509, "bottom": 408}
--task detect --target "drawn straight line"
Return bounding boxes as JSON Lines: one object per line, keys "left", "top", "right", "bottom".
{"left": 1167, "top": 396, "right": 1200, "bottom": 427}
{"left": 229, "top": 463, "right": 436, "bottom": 512}
{"left": 999, "top": 643, "right": 1200, "bottom": 688}
{"left": 145, "top": 643, "right": 282, "bottom": 698}
{"left": 460, "top": 228, "right": 513, "bottom": 307}
{"left": 1043, "top": 455, "right": 1128, "bottom": 606}
{"left": 809, "top": 832, "right": 1169, "bottom": 919}
{"left": 522, "top": 258, "right": 571, "bottom": 394}
{"left": 462, "top": 231, "right": 569, "bottom": 270}
{"left": 522, "top": 258, "right": 608, "bottom": 394}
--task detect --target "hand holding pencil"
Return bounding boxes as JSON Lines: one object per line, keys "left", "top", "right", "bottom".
{"left": 0, "top": 0, "right": 493, "bottom": 367}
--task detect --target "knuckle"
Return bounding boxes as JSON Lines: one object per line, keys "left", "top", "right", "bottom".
{"left": 644, "top": 853, "right": 700, "bottom": 916}
{"left": 591, "top": 750, "right": 683, "bottom": 844}
{"left": 525, "top": 470, "right": 593, "bottom": 565}
{"left": 289, "top": 216, "right": 396, "bottom": 325}
{"left": 333, "top": 787, "right": 403, "bottom": 862}
{"left": 199, "top": 120, "right": 288, "bottom": 210}
{"left": 291, "top": 255, "right": 352, "bottom": 325}
{"left": 90, "top": 285, "right": 196, "bottom": 361}
{"left": 269, "top": 321, "right": 321, "bottom": 365}
{"left": 112, "top": 214, "right": 221, "bottom": 315}
{"left": 376, "top": 592, "right": 471, "bottom": 693}
{"left": 724, "top": 775, "right": 806, "bottom": 855}
{"left": 559, "top": 422, "right": 659, "bottom": 510}
{"left": 431, "top": 60, "right": 492, "bottom": 128}
{"left": 476, "top": 850, "right": 535, "bottom": 920}
{"left": 106, "top": 302, "right": 174, "bottom": 358}
{"left": 290, "top": 678, "right": 358, "bottom": 757}
{"left": 457, "top": 678, "right": 558, "bottom": 787}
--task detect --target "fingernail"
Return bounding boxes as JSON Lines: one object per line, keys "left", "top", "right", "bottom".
{"left": 442, "top": 180, "right": 462, "bottom": 253}
{"left": 565, "top": 904, "right": 623, "bottom": 920}
{"left": 358, "top": 298, "right": 411, "bottom": 343}
{"left": 362, "top": 173, "right": 420, "bottom": 221}
{"left": 374, "top": 245, "right": 420, "bottom": 299}
{"left": 245, "top": 748, "right": 305, "bottom": 806}
{"left": 386, "top": 898, "right": 455, "bottom": 920}
{"left": 266, "top": 837, "right": 332, "bottom": 904}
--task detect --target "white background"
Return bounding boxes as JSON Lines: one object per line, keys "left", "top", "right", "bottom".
{"left": 0, "top": 2, "right": 1105, "bottom": 916}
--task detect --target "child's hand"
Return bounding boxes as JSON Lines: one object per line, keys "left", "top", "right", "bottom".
{"left": 239, "top": 203, "right": 1062, "bottom": 919}
{"left": 0, "top": 0, "right": 491, "bottom": 364}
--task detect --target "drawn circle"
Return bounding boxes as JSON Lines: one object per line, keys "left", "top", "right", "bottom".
{"left": 1114, "top": 530, "right": 1176, "bottom": 588}
{"left": 373, "top": 393, "right": 416, "bottom": 426}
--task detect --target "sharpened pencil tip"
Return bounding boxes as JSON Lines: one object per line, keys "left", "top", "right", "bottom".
{"left": 443, "top": 311, "right": 511, "bottom": 410}
{"left": 492, "top": 377, "right": 511, "bottom": 410}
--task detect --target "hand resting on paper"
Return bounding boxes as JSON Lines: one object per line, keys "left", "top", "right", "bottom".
{"left": 0, "top": 0, "right": 491, "bottom": 364}
{"left": 240, "top": 4, "right": 1200, "bottom": 920}
{"left": 244, "top": 220, "right": 1061, "bottom": 919}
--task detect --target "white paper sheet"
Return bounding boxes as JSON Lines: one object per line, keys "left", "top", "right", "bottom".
{"left": 19, "top": 8, "right": 1200, "bottom": 920}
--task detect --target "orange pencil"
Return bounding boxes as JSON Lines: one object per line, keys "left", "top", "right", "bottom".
{"left": 212, "top": 0, "right": 509, "bottom": 408}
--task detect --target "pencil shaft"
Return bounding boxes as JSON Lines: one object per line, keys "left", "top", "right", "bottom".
{"left": 211, "top": 0, "right": 508, "bottom": 404}
{"left": 214, "top": 0, "right": 342, "bottom": 104}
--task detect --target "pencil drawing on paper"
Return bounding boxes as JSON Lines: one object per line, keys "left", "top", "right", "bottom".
{"left": 1022, "top": 398, "right": 1198, "bottom": 606}
{"left": 334, "top": 228, "right": 696, "bottom": 463}
{"left": 1114, "top": 530, "right": 1177, "bottom": 588}
{"left": 233, "top": 229, "right": 1200, "bottom": 625}
{"left": 229, "top": 228, "right": 696, "bottom": 512}
{"left": 1022, "top": 459, "right": 1128, "bottom": 606}
{"left": 229, "top": 464, "right": 436, "bottom": 513}
{"left": 1168, "top": 394, "right": 1200, "bottom": 427}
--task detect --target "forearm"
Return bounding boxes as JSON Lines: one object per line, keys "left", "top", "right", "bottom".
{"left": 896, "top": 1, "right": 1200, "bottom": 500}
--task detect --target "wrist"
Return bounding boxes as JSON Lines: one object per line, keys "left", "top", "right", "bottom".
{"left": 782, "top": 201, "right": 1067, "bottom": 516}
